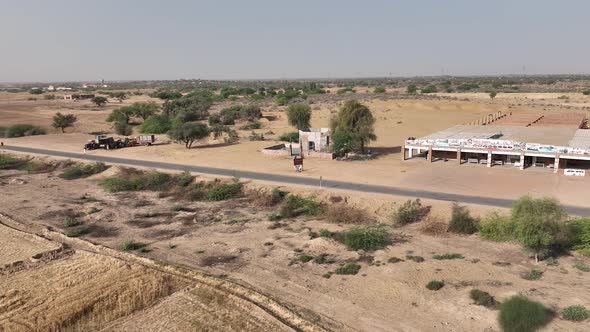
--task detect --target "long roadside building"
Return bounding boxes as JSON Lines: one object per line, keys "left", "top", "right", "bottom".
{"left": 402, "top": 112, "right": 590, "bottom": 176}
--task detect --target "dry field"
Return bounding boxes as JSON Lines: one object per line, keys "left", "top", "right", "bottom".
{"left": 0, "top": 190, "right": 323, "bottom": 331}
{"left": 1, "top": 161, "right": 589, "bottom": 331}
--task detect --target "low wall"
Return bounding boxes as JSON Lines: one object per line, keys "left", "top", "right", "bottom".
{"left": 306, "top": 151, "right": 335, "bottom": 160}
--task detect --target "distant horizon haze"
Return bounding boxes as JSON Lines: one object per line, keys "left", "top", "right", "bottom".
{"left": 1, "top": 0, "right": 589, "bottom": 83}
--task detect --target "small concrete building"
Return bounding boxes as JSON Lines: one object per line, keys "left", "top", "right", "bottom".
{"left": 299, "top": 128, "right": 334, "bottom": 159}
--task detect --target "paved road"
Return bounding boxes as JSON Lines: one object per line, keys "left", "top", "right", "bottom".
{"left": 3, "top": 145, "right": 590, "bottom": 216}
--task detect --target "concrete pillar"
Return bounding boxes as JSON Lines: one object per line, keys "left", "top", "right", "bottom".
{"left": 519, "top": 153, "right": 525, "bottom": 170}
{"left": 457, "top": 148, "right": 462, "bottom": 164}
{"left": 532, "top": 156, "right": 537, "bottom": 166}
{"left": 401, "top": 145, "right": 406, "bottom": 161}
{"left": 554, "top": 155, "right": 560, "bottom": 173}
{"left": 487, "top": 151, "right": 492, "bottom": 167}
{"left": 408, "top": 148, "right": 413, "bottom": 159}
{"left": 427, "top": 146, "right": 433, "bottom": 162}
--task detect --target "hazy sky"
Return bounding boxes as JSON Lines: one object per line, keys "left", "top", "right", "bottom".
{"left": 1, "top": 0, "right": 589, "bottom": 82}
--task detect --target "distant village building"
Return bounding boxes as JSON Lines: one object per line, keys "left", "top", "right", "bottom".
{"left": 63, "top": 94, "right": 95, "bottom": 101}
{"left": 56, "top": 87, "right": 72, "bottom": 91}
{"left": 47, "top": 85, "right": 55, "bottom": 91}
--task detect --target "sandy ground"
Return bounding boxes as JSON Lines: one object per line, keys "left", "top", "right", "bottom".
{"left": 2, "top": 92, "right": 590, "bottom": 210}
{"left": 1, "top": 164, "right": 589, "bottom": 331}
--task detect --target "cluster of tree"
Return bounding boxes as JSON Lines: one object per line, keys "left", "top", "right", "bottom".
{"left": 209, "top": 104, "right": 262, "bottom": 126}
{"left": 29, "top": 88, "right": 43, "bottom": 95}
{"left": 330, "top": 100, "right": 377, "bottom": 155}
{"left": 107, "top": 102, "right": 160, "bottom": 135}
{"left": 162, "top": 91, "right": 214, "bottom": 123}
{"left": 219, "top": 87, "right": 256, "bottom": 98}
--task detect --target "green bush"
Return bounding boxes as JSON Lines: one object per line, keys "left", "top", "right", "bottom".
{"left": 0, "top": 154, "right": 27, "bottom": 170}
{"left": 5, "top": 124, "right": 46, "bottom": 138}
{"left": 582, "top": 89, "right": 590, "bottom": 96}
{"left": 432, "top": 253, "right": 464, "bottom": 260}
{"left": 572, "top": 218, "right": 590, "bottom": 256}
{"left": 174, "top": 171, "right": 193, "bottom": 187}
{"left": 334, "top": 263, "right": 361, "bottom": 275}
{"left": 392, "top": 199, "right": 429, "bottom": 226}
{"left": 59, "top": 162, "right": 108, "bottom": 180}
{"left": 278, "top": 132, "right": 299, "bottom": 142}
{"left": 521, "top": 269, "right": 543, "bottom": 280}
{"left": 373, "top": 87, "right": 386, "bottom": 93}
{"left": 65, "top": 227, "right": 90, "bottom": 237}
{"left": 340, "top": 225, "right": 389, "bottom": 251}
{"left": 119, "top": 240, "right": 145, "bottom": 251}
{"left": 561, "top": 305, "right": 590, "bottom": 322}
{"left": 240, "top": 121, "right": 262, "bottom": 130}
{"left": 498, "top": 295, "right": 548, "bottom": 332}
{"left": 271, "top": 187, "right": 288, "bottom": 204}
{"left": 479, "top": 212, "right": 517, "bottom": 241}
{"left": 100, "top": 171, "right": 173, "bottom": 192}
{"left": 63, "top": 216, "right": 81, "bottom": 227}
{"left": 297, "top": 255, "right": 314, "bottom": 263}
{"left": 279, "top": 195, "right": 321, "bottom": 218}
{"left": 470, "top": 289, "right": 495, "bottom": 307}
{"left": 319, "top": 229, "right": 334, "bottom": 238}
{"left": 448, "top": 203, "right": 478, "bottom": 234}
{"left": 206, "top": 178, "right": 242, "bottom": 201}
{"left": 426, "top": 280, "right": 444, "bottom": 291}
{"left": 574, "top": 261, "right": 590, "bottom": 272}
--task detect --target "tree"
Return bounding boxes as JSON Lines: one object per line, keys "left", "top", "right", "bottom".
{"left": 30, "top": 88, "right": 43, "bottom": 95}
{"left": 512, "top": 196, "right": 568, "bottom": 262}
{"left": 153, "top": 90, "right": 182, "bottom": 100}
{"left": 287, "top": 103, "right": 311, "bottom": 131}
{"left": 167, "top": 122, "right": 209, "bottom": 148}
{"left": 91, "top": 96, "right": 108, "bottom": 107}
{"left": 114, "top": 122, "right": 133, "bottom": 136}
{"left": 582, "top": 89, "right": 590, "bottom": 96}
{"left": 489, "top": 91, "right": 498, "bottom": 99}
{"left": 373, "top": 87, "right": 386, "bottom": 93}
{"left": 140, "top": 114, "right": 173, "bottom": 134}
{"left": 330, "top": 100, "right": 376, "bottom": 153}
{"left": 406, "top": 84, "right": 418, "bottom": 94}
{"left": 130, "top": 101, "right": 159, "bottom": 120}
{"left": 106, "top": 106, "right": 134, "bottom": 125}
{"left": 331, "top": 130, "right": 354, "bottom": 157}
{"left": 112, "top": 91, "right": 127, "bottom": 103}
{"left": 52, "top": 112, "right": 77, "bottom": 133}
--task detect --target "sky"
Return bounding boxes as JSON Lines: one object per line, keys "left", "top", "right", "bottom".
{"left": 1, "top": 0, "right": 589, "bottom": 82}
